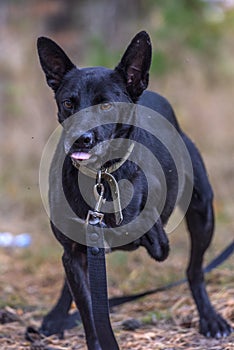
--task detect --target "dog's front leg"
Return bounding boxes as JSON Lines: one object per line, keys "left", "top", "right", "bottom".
{"left": 62, "top": 247, "right": 101, "bottom": 350}
{"left": 140, "top": 217, "right": 169, "bottom": 262}
{"left": 40, "top": 278, "right": 74, "bottom": 337}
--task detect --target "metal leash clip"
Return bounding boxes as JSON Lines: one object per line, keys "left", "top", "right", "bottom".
{"left": 86, "top": 171, "right": 106, "bottom": 225}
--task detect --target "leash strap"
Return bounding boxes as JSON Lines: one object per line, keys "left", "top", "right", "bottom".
{"left": 109, "top": 240, "right": 234, "bottom": 307}
{"left": 86, "top": 222, "right": 119, "bottom": 350}
{"left": 203, "top": 240, "right": 234, "bottom": 273}
{"left": 25, "top": 241, "right": 233, "bottom": 343}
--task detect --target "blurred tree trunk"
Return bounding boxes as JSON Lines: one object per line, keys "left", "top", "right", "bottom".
{"left": 45, "top": 0, "right": 147, "bottom": 42}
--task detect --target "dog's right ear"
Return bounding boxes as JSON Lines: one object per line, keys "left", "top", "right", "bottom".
{"left": 37, "top": 37, "right": 76, "bottom": 92}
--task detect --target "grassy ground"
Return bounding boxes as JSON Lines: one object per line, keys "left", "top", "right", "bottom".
{"left": 0, "top": 230, "right": 233, "bottom": 349}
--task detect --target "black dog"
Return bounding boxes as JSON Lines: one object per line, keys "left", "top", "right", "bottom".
{"left": 37, "top": 31, "right": 232, "bottom": 349}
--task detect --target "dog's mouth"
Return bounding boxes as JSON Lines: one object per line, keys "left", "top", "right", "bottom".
{"left": 68, "top": 142, "right": 111, "bottom": 170}
{"left": 69, "top": 150, "right": 101, "bottom": 169}
{"left": 70, "top": 152, "right": 92, "bottom": 161}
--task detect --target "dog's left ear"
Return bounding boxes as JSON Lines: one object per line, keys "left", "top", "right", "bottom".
{"left": 115, "top": 31, "right": 152, "bottom": 101}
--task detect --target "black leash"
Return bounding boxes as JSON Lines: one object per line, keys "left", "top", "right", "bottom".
{"left": 203, "top": 240, "right": 233, "bottom": 273}
{"left": 26, "top": 239, "right": 232, "bottom": 337}
{"left": 25, "top": 237, "right": 233, "bottom": 347}
{"left": 109, "top": 240, "right": 234, "bottom": 307}
{"left": 26, "top": 159, "right": 234, "bottom": 350}
{"left": 72, "top": 152, "right": 234, "bottom": 349}
{"left": 25, "top": 163, "right": 234, "bottom": 350}
{"left": 85, "top": 173, "right": 120, "bottom": 349}
{"left": 86, "top": 222, "right": 119, "bottom": 350}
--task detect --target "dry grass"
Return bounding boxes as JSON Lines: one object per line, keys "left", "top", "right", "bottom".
{"left": 0, "top": 238, "right": 233, "bottom": 349}
{"left": 0, "top": 276, "right": 233, "bottom": 350}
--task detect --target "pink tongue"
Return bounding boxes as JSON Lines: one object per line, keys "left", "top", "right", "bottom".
{"left": 71, "top": 152, "right": 91, "bottom": 160}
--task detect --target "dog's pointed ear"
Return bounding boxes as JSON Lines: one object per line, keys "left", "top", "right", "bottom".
{"left": 37, "top": 37, "right": 76, "bottom": 92}
{"left": 115, "top": 31, "right": 152, "bottom": 100}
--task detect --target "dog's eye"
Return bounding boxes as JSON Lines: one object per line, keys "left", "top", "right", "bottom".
{"left": 63, "top": 100, "right": 73, "bottom": 109}
{"left": 100, "top": 103, "right": 112, "bottom": 111}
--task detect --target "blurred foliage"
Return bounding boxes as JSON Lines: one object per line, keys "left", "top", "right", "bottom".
{"left": 2, "top": 0, "right": 234, "bottom": 75}
{"left": 72, "top": 0, "right": 233, "bottom": 76}
{"left": 150, "top": 0, "right": 224, "bottom": 75}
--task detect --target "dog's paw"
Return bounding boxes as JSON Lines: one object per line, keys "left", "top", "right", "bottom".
{"left": 140, "top": 228, "right": 169, "bottom": 261}
{"left": 40, "top": 319, "right": 64, "bottom": 339}
{"left": 40, "top": 310, "right": 81, "bottom": 337}
{"left": 200, "top": 312, "right": 233, "bottom": 339}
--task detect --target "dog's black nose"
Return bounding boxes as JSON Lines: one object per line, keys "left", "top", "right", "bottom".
{"left": 74, "top": 131, "right": 95, "bottom": 149}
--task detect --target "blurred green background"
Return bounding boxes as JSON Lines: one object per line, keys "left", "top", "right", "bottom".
{"left": 0, "top": 0, "right": 233, "bottom": 304}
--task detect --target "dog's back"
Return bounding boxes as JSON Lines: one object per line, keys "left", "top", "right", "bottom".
{"left": 139, "top": 90, "right": 180, "bottom": 130}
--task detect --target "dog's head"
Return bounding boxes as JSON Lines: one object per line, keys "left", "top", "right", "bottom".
{"left": 37, "top": 31, "right": 152, "bottom": 169}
